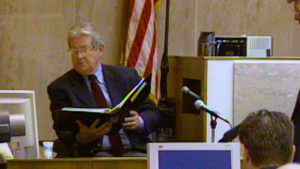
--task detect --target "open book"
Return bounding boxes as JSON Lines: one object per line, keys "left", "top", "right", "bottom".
{"left": 61, "top": 74, "right": 151, "bottom": 130}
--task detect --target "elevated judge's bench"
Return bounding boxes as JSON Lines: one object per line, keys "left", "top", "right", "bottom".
{"left": 167, "top": 56, "right": 300, "bottom": 142}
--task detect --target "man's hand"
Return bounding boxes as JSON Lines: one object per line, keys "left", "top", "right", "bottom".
{"left": 76, "top": 119, "right": 112, "bottom": 145}
{"left": 123, "top": 111, "right": 143, "bottom": 130}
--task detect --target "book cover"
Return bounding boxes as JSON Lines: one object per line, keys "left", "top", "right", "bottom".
{"left": 60, "top": 74, "right": 151, "bottom": 130}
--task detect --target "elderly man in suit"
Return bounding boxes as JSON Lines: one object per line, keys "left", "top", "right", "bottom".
{"left": 47, "top": 22, "right": 160, "bottom": 157}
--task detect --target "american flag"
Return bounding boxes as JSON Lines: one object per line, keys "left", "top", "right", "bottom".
{"left": 124, "top": 0, "right": 162, "bottom": 102}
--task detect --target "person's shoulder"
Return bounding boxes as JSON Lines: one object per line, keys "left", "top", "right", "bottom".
{"left": 102, "top": 65, "right": 137, "bottom": 76}
{"left": 48, "top": 69, "right": 78, "bottom": 88}
{"left": 102, "top": 64, "right": 140, "bottom": 85}
{"left": 102, "top": 64, "right": 136, "bottom": 73}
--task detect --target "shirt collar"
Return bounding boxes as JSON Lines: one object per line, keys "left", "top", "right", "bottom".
{"left": 93, "top": 63, "right": 104, "bottom": 84}
{"left": 83, "top": 63, "right": 104, "bottom": 84}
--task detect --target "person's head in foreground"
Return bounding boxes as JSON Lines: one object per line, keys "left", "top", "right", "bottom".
{"left": 239, "top": 109, "right": 295, "bottom": 169}
{"left": 278, "top": 163, "right": 300, "bottom": 169}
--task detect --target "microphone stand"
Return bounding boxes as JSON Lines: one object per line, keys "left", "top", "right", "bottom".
{"left": 199, "top": 107, "right": 231, "bottom": 143}
{"left": 210, "top": 115, "right": 217, "bottom": 143}
{"left": 193, "top": 99, "right": 232, "bottom": 142}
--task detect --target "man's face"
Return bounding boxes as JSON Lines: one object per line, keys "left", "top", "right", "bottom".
{"left": 69, "top": 35, "right": 103, "bottom": 76}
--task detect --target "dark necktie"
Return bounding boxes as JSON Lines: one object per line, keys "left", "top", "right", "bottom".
{"left": 88, "top": 75, "right": 124, "bottom": 155}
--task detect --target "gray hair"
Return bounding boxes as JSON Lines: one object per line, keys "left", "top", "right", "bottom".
{"left": 68, "top": 22, "right": 104, "bottom": 49}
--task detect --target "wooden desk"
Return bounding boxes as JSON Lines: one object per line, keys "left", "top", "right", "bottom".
{"left": 7, "top": 157, "right": 147, "bottom": 169}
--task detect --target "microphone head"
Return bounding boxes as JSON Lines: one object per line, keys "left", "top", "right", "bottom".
{"left": 181, "top": 86, "right": 189, "bottom": 93}
{"left": 194, "top": 99, "right": 205, "bottom": 109}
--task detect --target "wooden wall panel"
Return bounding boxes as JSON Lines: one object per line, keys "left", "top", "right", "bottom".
{"left": 0, "top": 0, "right": 74, "bottom": 140}
{"left": 168, "top": 0, "right": 198, "bottom": 56}
{"left": 0, "top": 0, "right": 131, "bottom": 142}
{"left": 74, "top": 0, "right": 127, "bottom": 65}
{"left": 233, "top": 62, "right": 300, "bottom": 125}
{"left": 168, "top": 57, "right": 206, "bottom": 141}
{"left": 93, "top": 159, "right": 147, "bottom": 169}
{"left": 240, "top": 0, "right": 300, "bottom": 56}
{"left": 7, "top": 158, "right": 147, "bottom": 169}
{"left": 8, "top": 161, "right": 92, "bottom": 169}
{"left": 0, "top": 0, "right": 299, "bottom": 144}
{"left": 196, "top": 0, "right": 300, "bottom": 56}
{"left": 197, "top": 0, "right": 242, "bottom": 36}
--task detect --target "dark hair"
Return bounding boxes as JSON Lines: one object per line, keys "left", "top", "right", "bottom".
{"left": 239, "top": 109, "right": 294, "bottom": 167}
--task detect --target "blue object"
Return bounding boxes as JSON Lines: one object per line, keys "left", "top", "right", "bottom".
{"left": 159, "top": 150, "right": 232, "bottom": 169}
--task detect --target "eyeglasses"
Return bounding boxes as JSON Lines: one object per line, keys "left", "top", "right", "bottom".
{"left": 69, "top": 47, "right": 94, "bottom": 55}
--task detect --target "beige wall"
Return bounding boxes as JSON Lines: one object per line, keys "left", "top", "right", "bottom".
{"left": 169, "top": 0, "right": 300, "bottom": 56}
{"left": 0, "top": 0, "right": 128, "bottom": 140}
{"left": 0, "top": 0, "right": 299, "bottom": 141}
{"left": 233, "top": 62, "right": 300, "bottom": 125}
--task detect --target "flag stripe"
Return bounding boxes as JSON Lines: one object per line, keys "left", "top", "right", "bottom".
{"left": 126, "top": 0, "right": 152, "bottom": 68}
{"left": 125, "top": 0, "right": 146, "bottom": 64}
{"left": 143, "top": 21, "right": 157, "bottom": 77}
{"left": 125, "top": 0, "right": 161, "bottom": 101}
{"left": 127, "top": 0, "right": 135, "bottom": 26}
{"left": 135, "top": 0, "right": 155, "bottom": 76}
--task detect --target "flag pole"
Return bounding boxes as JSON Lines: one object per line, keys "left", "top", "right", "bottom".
{"left": 160, "top": 0, "right": 170, "bottom": 100}
{"left": 121, "top": 0, "right": 130, "bottom": 66}
{"left": 157, "top": 0, "right": 176, "bottom": 142}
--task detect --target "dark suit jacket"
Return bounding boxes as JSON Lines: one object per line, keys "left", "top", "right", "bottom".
{"left": 47, "top": 64, "right": 160, "bottom": 157}
{"left": 292, "top": 90, "right": 300, "bottom": 162}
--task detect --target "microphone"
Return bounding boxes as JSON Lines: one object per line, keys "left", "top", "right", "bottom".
{"left": 181, "top": 86, "right": 201, "bottom": 99}
{"left": 194, "top": 100, "right": 231, "bottom": 125}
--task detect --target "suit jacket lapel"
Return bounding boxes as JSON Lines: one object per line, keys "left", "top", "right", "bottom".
{"left": 69, "top": 69, "right": 97, "bottom": 107}
{"left": 102, "top": 65, "right": 125, "bottom": 107}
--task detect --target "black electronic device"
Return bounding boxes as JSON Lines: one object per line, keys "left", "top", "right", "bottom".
{"left": 215, "top": 37, "right": 247, "bottom": 56}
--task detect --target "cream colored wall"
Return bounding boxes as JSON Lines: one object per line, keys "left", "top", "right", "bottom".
{"left": 233, "top": 62, "right": 300, "bottom": 125}
{"left": 0, "top": 0, "right": 128, "bottom": 141}
{"left": 169, "top": 0, "right": 300, "bottom": 56}
{"left": 0, "top": 0, "right": 299, "bottom": 141}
